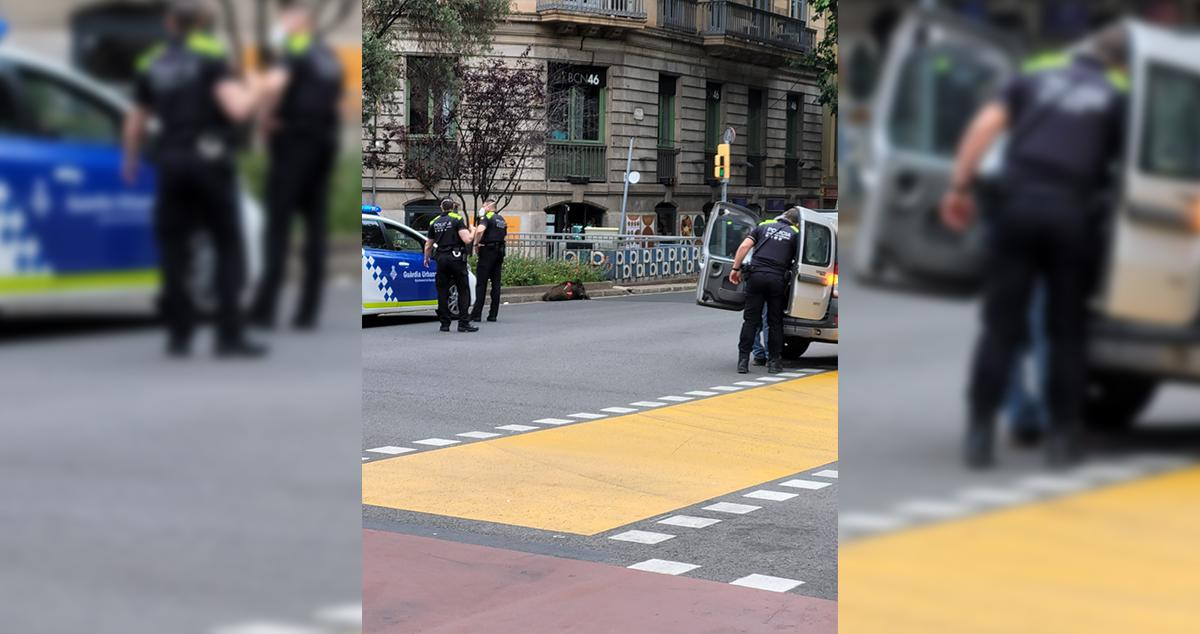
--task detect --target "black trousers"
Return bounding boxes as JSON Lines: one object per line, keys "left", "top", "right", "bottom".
{"left": 968, "top": 189, "right": 1093, "bottom": 429}
{"left": 471, "top": 245, "right": 505, "bottom": 321}
{"left": 738, "top": 270, "right": 788, "bottom": 359}
{"left": 435, "top": 254, "right": 471, "bottom": 327}
{"left": 154, "top": 161, "right": 244, "bottom": 345}
{"left": 251, "top": 134, "right": 336, "bottom": 324}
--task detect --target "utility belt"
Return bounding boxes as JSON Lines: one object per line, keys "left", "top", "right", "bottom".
{"left": 479, "top": 242, "right": 506, "bottom": 250}
{"left": 436, "top": 247, "right": 468, "bottom": 261}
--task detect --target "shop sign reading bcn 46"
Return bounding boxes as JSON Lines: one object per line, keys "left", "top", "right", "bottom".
{"left": 557, "top": 64, "right": 606, "bottom": 88}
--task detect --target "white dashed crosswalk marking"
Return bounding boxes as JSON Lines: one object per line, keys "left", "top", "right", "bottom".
{"left": 365, "top": 446, "right": 416, "bottom": 455}
{"left": 609, "top": 530, "right": 676, "bottom": 544}
{"left": 627, "top": 559, "right": 701, "bottom": 575}
{"left": 729, "top": 573, "right": 805, "bottom": 593}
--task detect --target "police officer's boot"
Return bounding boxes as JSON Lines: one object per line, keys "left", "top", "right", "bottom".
{"left": 737, "top": 354, "right": 750, "bottom": 374}
{"left": 458, "top": 322, "right": 479, "bottom": 333}
{"left": 1045, "top": 421, "right": 1083, "bottom": 469}
{"left": 767, "top": 359, "right": 782, "bottom": 374}
{"left": 215, "top": 338, "right": 269, "bottom": 359}
{"left": 964, "top": 418, "right": 995, "bottom": 470}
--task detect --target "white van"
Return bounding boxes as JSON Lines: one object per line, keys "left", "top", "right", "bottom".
{"left": 696, "top": 202, "right": 838, "bottom": 359}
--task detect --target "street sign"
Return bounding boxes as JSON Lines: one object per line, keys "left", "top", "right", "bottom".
{"left": 722, "top": 126, "right": 736, "bottom": 145}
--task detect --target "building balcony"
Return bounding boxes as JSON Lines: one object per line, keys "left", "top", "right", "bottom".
{"left": 699, "top": 0, "right": 815, "bottom": 63}
{"left": 536, "top": 0, "right": 647, "bottom": 36}
{"left": 656, "top": 145, "right": 681, "bottom": 184}
{"left": 658, "top": 0, "right": 699, "bottom": 34}
{"left": 546, "top": 141, "right": 607, "bottom": 183}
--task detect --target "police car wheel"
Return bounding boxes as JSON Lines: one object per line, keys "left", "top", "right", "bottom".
{"left": 781, "top": 337, "right": 811, "bottom": 360}
{"left": 1083, "top": 372, "right": 1158, "bottom": 432}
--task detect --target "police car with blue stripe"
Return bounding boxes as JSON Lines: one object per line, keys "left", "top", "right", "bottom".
{"left": 0, "top": 22, "right": 262, "bottom": 314}
{"left": 361, "top": 205, "right": 475, "bottom": 318}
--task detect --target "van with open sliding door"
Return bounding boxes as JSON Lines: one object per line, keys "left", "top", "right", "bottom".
{"left": 696, "top": 202, "right": 837, "bottom": 360}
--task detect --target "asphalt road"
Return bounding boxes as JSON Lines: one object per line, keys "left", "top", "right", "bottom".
{"left": 838, "top": 271, "right": 1200, "bottom": 529}
{"left": 362, "top": 291, "right": 840, "bottom": 611}
{"left": 0, "top": 285, "right": 361, "bottom": 634}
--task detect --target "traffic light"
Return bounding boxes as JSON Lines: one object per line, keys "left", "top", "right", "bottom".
{"left": 714, "top": 143, "right": 731, "bottom": 180}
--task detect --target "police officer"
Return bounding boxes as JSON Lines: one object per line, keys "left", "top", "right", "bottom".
{"left": 470, "top": 199, "right": 506, "bottom": 322}
{"left": 249, "top": 0, "right": 343, "bottom": 329}
{"left": 941, "top": 27, "right": 1129, "bottom": 468}
{"left": 729, "top": 208, "right": 802, "bottom": 375}
{"left": 122, "top": 0, "right": 266, "bottom": 357}
{"left": 424, "top": 199, "right": 478, "bottom": 332}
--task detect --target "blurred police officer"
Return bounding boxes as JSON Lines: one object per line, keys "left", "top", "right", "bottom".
{"left": 729, "top": 208, "right": 802, "bottom": 375}
{"left": 941, "top": 27, "right": 1129, "bottom": 468}
{"left": 123, "top": 0, "right": 265, "bottom": 357}
{"left": 470, "top": 199, "right": 506, "bottom": 322}
{"left": 424, "top": 199, "right": 478, "bottom": 332}
{"left": 249, "top": 0, "right": 343, "bottom": 329}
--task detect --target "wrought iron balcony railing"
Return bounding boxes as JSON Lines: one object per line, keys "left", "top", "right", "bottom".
{"left": 700, "top": 0, "right": 815, "bottom": 52}
{"left": 656, "top": 145, "right": 681, "bottom": 184}
{"left": 658, "top": 0, "right": 698, "bottom": 33}
{"left": 546, "top": 141, "right": 607, "bottom": 182}
{"left": 537, "top": 0, "right": 647, "bottom": 19}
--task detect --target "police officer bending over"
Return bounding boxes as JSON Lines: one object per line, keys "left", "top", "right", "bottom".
{"left": 250, "top": 0, "right": 344, "bottom": 330}
{"left": 471, "top": 199, "right": 507, "bottom": 323}
{"left": 424, "top": 199, "right": 478, "bottom": 332}
{"left": 941, "top": 27, "right": 1129, "bottom": 468}
{"left": 122, "top": 0, "right": 266, "bottom": 357}
{"left": 729, "top": 208, "right": 801, "bottom": 375}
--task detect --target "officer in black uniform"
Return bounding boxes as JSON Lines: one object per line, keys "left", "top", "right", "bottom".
{"left": 249, "top": 0, "right": 343, "bottom": 329}
{"left": 941, "top": 28, "right": 1129, "bottom": 468}
{"left": 123, "top": 0, "right": 265, "bottom": 357}
{"left": 729, "top": 208, "right": 801, "bottom": 375}
{"left": 470, "top": 199, "right": 507, "bottom": 322}
{"left": 424, "top": 199, "right": 478, "bottom": 332}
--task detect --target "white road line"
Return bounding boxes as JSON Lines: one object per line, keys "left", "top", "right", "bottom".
{"left": 733, "top": 381, "right": 762, "bottom": 387}
{"left": 361, "top": 457, "right": 369, "bottom": 461}
{"left": 532, "top": 418, "right": 575, "bottom": 425}
{"left": 685, "top": 390, "right": 719, "bottom": 396}
{"left": 703, "top": 502, "right": 762, "bottom": 515}
{"left": 776, "top": 372, "right": 805, "bottom": 378}
{"left": 1073, "top": 463, "right": 1148, "bottom": 482}
{"left": 755, "top": 376, "right": 786, "bottom": 382}
{"left": 657, "top": 515, "right": 722, "bottom": 528}
{"left": 729, "top": 574, "right": 805, "bottom": 593}
{"left": 1017, "top": 475, "right": 1091, "bottom": 494}
{"left": 797, "top": 368, "right": 825, "bottom": 373}
{"left": 744, "top": 489, "right": 799, "bottom": 502}
{"left": 779, "top": 479, "right": 832, "bottom": 490}
{"left": 657, "top": 395, "right": 694, "bottom": 402}
{"left": 314, "top": 603, "right": 362, "bottom": 627}
{"left": 709, "top": 385, "right": 743, "bottom": 392}
{"left": 813, "top": 469, "right": 838, "bottom": 479}
{"left": 601, "top": 406, "right": 638, "bottom": 414}
{"left": 496, "top": 424, "right": 538, "bottom": 432}
{"left": 456, "top": 431, "right": 500, "bottom": 439}
{"left": 958, "top": 487, "right": 1036, "bottom": 506}
{"left": 627, "top": 559, "right": 701, "bottom": 575}
{"left": 568, "top": 412, "right": 607, "bottom": 419}
{"left": 609, "top": 530, "right": 676, "bottom": 544}
{"left": 212, "top": 623, "right": 325, "bottom": 634}
{"left": 839, "top": 512, "right": 907, "bottom": 532}
{"left": 365, "top": 446, "right": 416, "bottom": 455}
{"left": 412, "top": 438, "right": 459, "bottom": 447}
{"left": 895, "top": 499, "right": 973, "bottom": 520}
{"left": 629, "top": 401, "right": 668, "bottom": 407}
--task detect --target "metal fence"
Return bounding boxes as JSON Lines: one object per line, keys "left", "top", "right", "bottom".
{"left": 656, "top": 146, "right": 680, "bottom": 184}
{"left": 700, "top": 0, "right": 815, "bottom": 52}
{"left": 658, "top": 0, "right": 699, "bottom": 33}
{"left": 536, "top": 0, "right": 647, "bottom": 18}
{"left": 546, "top": 142, "right": 607, "bottom": 182}
{"left": 503, "top": 232, "right": 703, "bottom": 283}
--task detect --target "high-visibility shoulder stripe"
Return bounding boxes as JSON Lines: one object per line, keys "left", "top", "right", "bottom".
{"left": 287, "top": 32, "right": 313, "bottom": 55}
{"left": 1021, "top": 51, "right": 1071, "bottom": 73}
{"left": 135, "top": 43, "right": 166, "bottom": 73}
{"left": 1107, "top": 68, "right": 1131, "bottom": 92}
{"left": 185, "top": 31, "right": 226, "bottom": 58}
{"left": 448, "top": 212, "right": 463, "bottom": 220}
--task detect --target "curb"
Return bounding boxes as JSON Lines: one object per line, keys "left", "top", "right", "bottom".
{"left": 501, "top": 281, "right": 696, "bottom": 305}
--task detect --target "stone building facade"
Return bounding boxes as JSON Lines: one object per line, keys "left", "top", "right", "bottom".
{"left": 365, "top": 0, "right": 831, "bottom": 237}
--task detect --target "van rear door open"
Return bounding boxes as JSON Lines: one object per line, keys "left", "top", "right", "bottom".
{"left": 789, "top": 211, "right": 836, "bottom": 320}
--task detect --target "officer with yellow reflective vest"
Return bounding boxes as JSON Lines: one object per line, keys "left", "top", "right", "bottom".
{"left": 122, "top": 0, "right": 266, "bottom": 357}
{"left": 470, "top": 199, "right": 507, "bottom": 323}
{"left": 728, "top": 208, "right": 802, "bottom": 375}
{"left": 424, "top": 199, "right": 478, "bottom": 333}
{"left": 250, "top": 0, "right": 344, "bottom": 330}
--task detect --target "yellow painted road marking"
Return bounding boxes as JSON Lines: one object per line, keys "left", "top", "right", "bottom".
{"left": 363, "top": 373, "right": 837, "bottom": 535}
{"left": 841, "top": 466, "right": 1200, "bottom": 633}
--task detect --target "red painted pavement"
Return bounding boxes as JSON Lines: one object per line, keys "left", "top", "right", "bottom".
{"left": 364, "top": 529, "right": 836, "bottom": 634}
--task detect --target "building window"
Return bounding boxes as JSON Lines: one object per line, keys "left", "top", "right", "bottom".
{"left": 657, "top": 75, "right": 677, "bottom": 147}
{"left": 548, "top": 63, "right": 605, "bottom": 143}
{"left": 406, "top": 57, "right": 452, "bottom": 136}
{"left": 791, "top": 0, "right": 808, "bottom": 21}
{"left": 785, "top": 93, "right": 803, "bottom": 186}
{"left": 747, "top": 87, "right": 765, "bottom": 186}
{"left": 705, "top": 82, "right": 722, "bottom": 154}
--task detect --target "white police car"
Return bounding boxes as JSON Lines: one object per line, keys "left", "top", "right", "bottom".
{"left": 361, "top": 205, "right": 475, "bottom": 318}
{"left": 0, "top": 31, "right": 262, "bottom": 314}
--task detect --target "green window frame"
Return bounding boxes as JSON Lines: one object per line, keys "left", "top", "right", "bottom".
{"left": 657, "top": 75, "right": 677, "bottom": 148}
{"left": 548, "top": 64, "right": 607, "bottom": 145}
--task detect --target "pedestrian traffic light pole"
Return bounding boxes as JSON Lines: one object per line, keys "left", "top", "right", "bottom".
{"left": 714, "top": 142, "right": 731, "bottom": 203}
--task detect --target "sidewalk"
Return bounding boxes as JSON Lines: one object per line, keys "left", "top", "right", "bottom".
{"left": 498, "top": 277, "right": 697, "bottom": 304}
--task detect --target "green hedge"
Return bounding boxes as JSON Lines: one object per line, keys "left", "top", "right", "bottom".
{"left": 468, "top": 255, "right": 609, "bottom": 287}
